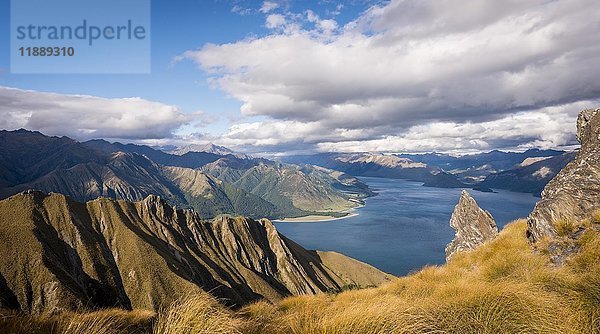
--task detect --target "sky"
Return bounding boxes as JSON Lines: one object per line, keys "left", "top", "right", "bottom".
{"left": 0, "top": 0, "right": 599, "bottom": 155}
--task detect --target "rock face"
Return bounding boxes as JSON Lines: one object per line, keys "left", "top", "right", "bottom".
{"left": 527, "top": 109, "right": 600, "bottom": 242}
{"left": 0, "top": 191, "right": 391, "bottom": 314}
{"left": 445, "top": 190, "right": 498, "bottom": 261}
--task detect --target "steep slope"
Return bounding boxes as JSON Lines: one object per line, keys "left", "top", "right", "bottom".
{"left": 445, "top": 190, "right": 498, "bottom": 261}
{"left": 162, "top": 166, "right": 283, "bottom": 219}
{"left": 300, "top": 165, "right": 375, "bottom": 199}
{"left": 479, "top": 151, "right": 576, "bottom": 195}
{"left": 0, "top": 152, "right": 186, "bottom": 206}
{"left": 0, "top": 191, "right": 392, "bottom": 314}
{"left": 528, "top": 108, "right": 600, "bottom": 243}
{"left": 1, "top": 153, "right": 287, "bottom": 220}
{"left": 0, "top": 129, "right": 106, "bottom": 188}
{"left": 1, "top": 130, "right": 364, "bottom": 220}
{"left": 201, "top": 156, "right": 371, "bottom": 215}
{"left": 282, "top": 153, "right": 466, "bottom": 188}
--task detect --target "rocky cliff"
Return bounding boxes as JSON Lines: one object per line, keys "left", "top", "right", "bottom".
{"left": 527, "top": 109, "right": 600, "bottom": 242}
{"left": 445, "top": 190, "right": 498, "bottom": 260}
{"left": 0, "top": 191, "right": 391, "bottom": 314}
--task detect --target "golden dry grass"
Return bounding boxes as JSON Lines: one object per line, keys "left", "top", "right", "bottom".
{"left": 3, "top": 218, "right": 600, "bottom": 333}
{"left": 0, "top": 308, "right": 153, "bottom": 334}
{"left": 238, "top": 218, "right": 600, "bottom": 334}
{"left": 152, "top": 294, "right": 242, "bottom": 334}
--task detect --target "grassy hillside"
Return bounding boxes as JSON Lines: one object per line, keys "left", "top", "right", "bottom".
{"left": 4, "top": 215, "right": 599, "bottom": 333}
{"left": 238, "top": 217, "right": 600, "bottom": 333}
{"left": 202, "top": 158, "right": 368, "bottom": 215}
{"left": 0, "top": 191, "right": 391, "bottom": 316}
{"left": 162, "top": 166, "right": 284, "bottom": 219}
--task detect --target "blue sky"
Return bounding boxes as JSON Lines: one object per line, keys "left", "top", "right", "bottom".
{"left": 0, "top": 0, "right": 376, "bottom": 141}
{"left": 0, "top": 0, "right": 598, "bottom": 154}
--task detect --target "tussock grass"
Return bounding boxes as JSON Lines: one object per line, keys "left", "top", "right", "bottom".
{"left": 592, "top": 210, "right": 600, "bottom": 224}
{"left": 555, "top": 218, "right": 579, "bottom": 236}
{"left": 152, "top": 293, "right": 242, "bottom": 334}
{"left": 3, "top": 218, "right": 600, "bottom": 333}
{"left": 238, "top": 219, "right": 600, "bottom": 333}
{"left": 0, "top": 308, "right": 153, "bottom": 334}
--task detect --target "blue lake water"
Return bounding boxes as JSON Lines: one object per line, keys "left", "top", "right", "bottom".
{"left": 275, "top": 177, "right": 540, "bottom": 276}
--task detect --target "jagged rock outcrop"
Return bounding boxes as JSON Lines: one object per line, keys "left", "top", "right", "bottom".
{"left": 445, "top": 190, "right": 498, "bottom": 261}
{"left": 527, "top": 109, "right": 600, "bottom": 242}
{"left": 0, "top": 191, "right": 391, "bottom": 314}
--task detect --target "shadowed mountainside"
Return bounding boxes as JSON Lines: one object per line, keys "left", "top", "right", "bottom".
{"left": 479, "top": 151, "right": 576, "bottom": 196}
{"left": 0, "top": 130, "right": 371, "bottom": 220}
{"left": 0, "top": 191, "right": 391, "bottom": 314}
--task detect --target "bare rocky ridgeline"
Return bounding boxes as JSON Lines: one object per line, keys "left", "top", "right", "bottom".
{"left": 445, "top": 190, "right": 498, "bottom": 261}
{"left": 0, "top": 191, "right": 391, "bottom": 314}
{"left": 527, "top": 109, "right": 600, "bottom": 244}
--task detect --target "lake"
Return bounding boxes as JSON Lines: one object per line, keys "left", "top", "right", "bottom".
{"left": 275, "top": 177, "right": 540, "bottom": 276}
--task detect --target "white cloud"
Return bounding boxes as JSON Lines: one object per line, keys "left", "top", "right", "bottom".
{"left": 0, "top": 86, "right": 190, "bottom": 141}
{"left": 318, "top": 19, "right": 337, "bottom": 33}
{"left": 260, "top": 1, "right": 279, "bottom": 14}
{"left": 306, "top": 9, "right": 319, "bottom": 23}
{"left": 178, "top": 0, "right": 600, "bottom": 153}
{"left": 214, "top": 99, "right": 596, "bottom": 154}
{"left": 265, "top": 14, "right": 286, "bottom": 29}
{"left": 231, "top": 5, "right": 252, "bottom": 16}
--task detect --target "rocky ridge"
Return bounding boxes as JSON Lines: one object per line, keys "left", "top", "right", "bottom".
{"left": 0, "top": 191, "right": 391, "bottom": 314}
{"left": 527, "top": 109, "right": 600, "bottom": 243}
{"left": 445, "top": 190, "right": 498, "bottom": 261}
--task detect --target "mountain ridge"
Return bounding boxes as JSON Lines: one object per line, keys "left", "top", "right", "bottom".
{"left": 0, "top": 130, "right": 369, "bottom": 220}
{"left": 0, "top": 190, "right": 392, "bottom": 314}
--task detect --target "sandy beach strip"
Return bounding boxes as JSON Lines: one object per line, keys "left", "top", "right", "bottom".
{"left": 273, "top": 212, "right": 359, "bottom": 223}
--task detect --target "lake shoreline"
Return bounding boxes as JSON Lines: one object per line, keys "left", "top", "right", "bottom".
{"left": 273, "top": 212, "right": 359, "bottom": 223}
{"left": 274, "top": 176, "right": 540, "bottom": 276}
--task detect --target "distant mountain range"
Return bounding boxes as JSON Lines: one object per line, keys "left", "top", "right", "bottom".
{"left": 398, "top": 149, "right": 566, "bottom": 183}
{"left": 1, "top": 129, "right": 575, "bottom": 221}
{"left": 0, "top": 130, "right": 371, "bottom": 219}
{"left": 282, "top": 153, "right": 466, "bottom": 188}
{"left": 478, "top": 151, "right": 576, "bottom": 195}
{"left": 282, "top": 149, "right": 576, "bottom": 195}
{"left": 168, "top": 143, "right": 251, "bottom": 158}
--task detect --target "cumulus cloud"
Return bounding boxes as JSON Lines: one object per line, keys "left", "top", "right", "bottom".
{"left": 265, "top": 14, "right": 286, "bottom": 29}
{"left": 260, "top": 1, "right": 279, "bottom": 14}
{"left": 179, "top": 0, "right": 600, "bottom": 153}
{"left": 216, "top": 99, "right": 596, "bottom": 154}
{"left": 0, "top": 86, "right": 189, "bottom": 141}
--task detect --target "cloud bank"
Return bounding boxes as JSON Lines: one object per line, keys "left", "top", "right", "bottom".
{"left": 0, "top": 86, "right": 189, "bottom": 141}
{"left": 179, "top": 0, "right": 600, "bottom": 153}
